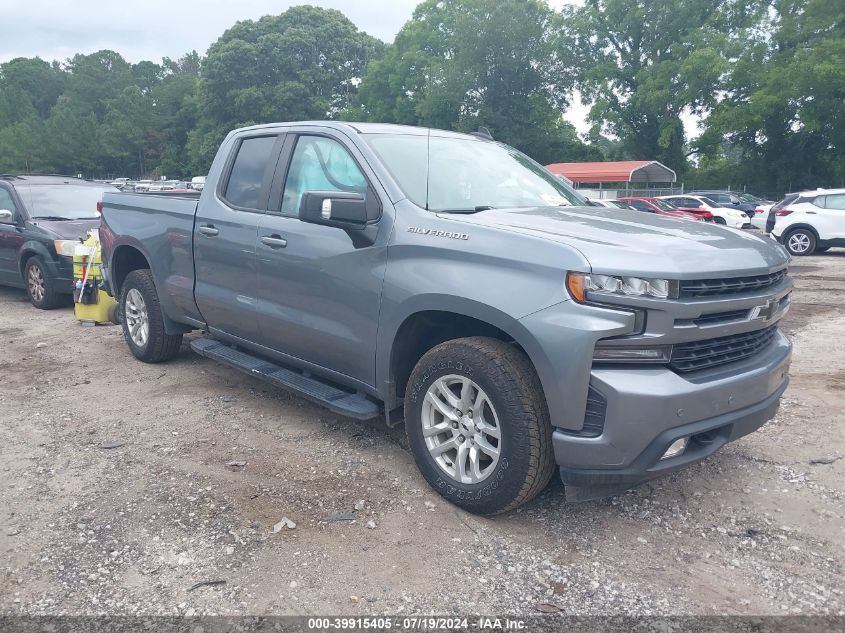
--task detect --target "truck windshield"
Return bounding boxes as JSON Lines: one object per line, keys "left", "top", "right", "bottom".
{"left": 652, "top": 200, "right": 678, "bottom": 211}
{"left": 19, "top": 184, "right": 116, "bottom": 220}
{"left": 363, "top": 133, "right": 587, "bottom": 212}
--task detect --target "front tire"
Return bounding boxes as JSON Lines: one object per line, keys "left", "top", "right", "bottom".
{"left": 713, "top": 217, "right": 727, "bottom": 226}
{"left": 25, "top": 256, "right": 64, "bottom": 310}
{"left": 120, "top": 269, "right": 182, "bottom": 362}
{"left": 784, "top": 229, "right": 816, "bottom": 256}
{"left": 404, "top": 337, "right": 555, "bottom": 515}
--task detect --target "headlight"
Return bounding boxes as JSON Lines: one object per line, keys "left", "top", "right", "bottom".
{"left": 54, "top": 240, "right": 85, "bottom": 256}
{"left": 566, "top": 272, "right": 676, "bottom": 302}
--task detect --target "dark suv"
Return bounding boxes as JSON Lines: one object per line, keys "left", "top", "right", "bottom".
{"left": 0, "top": 175, "right": 116, "bottom": 308}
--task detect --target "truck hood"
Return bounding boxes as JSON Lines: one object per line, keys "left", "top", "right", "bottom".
{"left": 441, "top": 206, "right": 788, "bottom": 278}
{"left": 28, "top": 218, "right": 100, "bottom": 240}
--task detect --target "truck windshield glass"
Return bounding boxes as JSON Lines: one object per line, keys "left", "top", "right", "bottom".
{"left": 363, "top": 133, "right": 586, "bottom": 211}
{"left": 653, "top": 200, "right": 677, "bottom": 211}
{"left": 19, "top": 184, "right": 115, "bottom": 220}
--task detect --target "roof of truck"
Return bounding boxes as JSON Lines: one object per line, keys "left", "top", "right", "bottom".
{"left": 233, "top": 121, "right": 480, "bottom": 140}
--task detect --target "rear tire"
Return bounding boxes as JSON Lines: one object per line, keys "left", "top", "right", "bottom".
{"left": 404, "top": 337, "right": 555, "bottom": 515}
{"left": 120, "top": 269, "right": 182, "bottom": 362}
{"left": 24, "top": 256, "right": 64, "bottom": 310}
{"left": 784, "top": 228, "right": 816, "bottom": 256}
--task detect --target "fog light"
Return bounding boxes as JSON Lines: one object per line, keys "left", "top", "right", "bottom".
{"left": 592, "top": 345, "right": 672, "bottom": 362}
{"left": 661, "top": 438, "right": 688, "bottom": 460}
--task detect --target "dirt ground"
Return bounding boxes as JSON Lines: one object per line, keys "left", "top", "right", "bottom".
{"left": 1, "top": 252, "right": 843, "bottom": 617}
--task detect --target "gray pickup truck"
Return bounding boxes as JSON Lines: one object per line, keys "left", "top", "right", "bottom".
{"left": 100, "top": 122, "right": 792, "bottom": 515}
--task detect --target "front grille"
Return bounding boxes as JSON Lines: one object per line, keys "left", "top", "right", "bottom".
{"left": 692, "top": 309, "right": 750, "bottom": 326}
{"left": 670, "top": 325, "right": 778, "bottom": 373}
{"left": 679, "top": 269, "right": 787, "bottom": 298}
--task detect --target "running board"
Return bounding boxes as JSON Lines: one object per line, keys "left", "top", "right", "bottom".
{"left": 190, "top": 338, "right": 381, "bottom": 420}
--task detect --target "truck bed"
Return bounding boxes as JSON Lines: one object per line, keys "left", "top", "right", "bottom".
{"left": 100, "top": 191, "right": 202, "bottom": 326}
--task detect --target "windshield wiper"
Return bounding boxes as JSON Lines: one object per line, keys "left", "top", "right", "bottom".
{"left": 438, "top": 205, "right": 495, "bottom": 214}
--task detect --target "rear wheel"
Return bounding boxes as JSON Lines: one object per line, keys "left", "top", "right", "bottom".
{"left": 404, "top": 337, "right": 555, "bottom": 515}
{"left": 25, "top": 256, "right": 64, "bottom": 310}
{"left": 120, "top": 269, "right": 182, "bottom": 362}
{"left": 784, "top": 229, "right": 816, "bottom": 256}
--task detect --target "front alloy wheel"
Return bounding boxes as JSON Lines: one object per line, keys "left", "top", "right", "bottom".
{"left": 422, "top": 375, "right": 502, "bottom": 484}
{"left": 405, "top": 337, "right": 555, "bottom": 515}
{"left": 27, "top": 263, "right": 45, "bottom": 304}
{"left": 24, "top": 256, "right": 63, "bottom": 309}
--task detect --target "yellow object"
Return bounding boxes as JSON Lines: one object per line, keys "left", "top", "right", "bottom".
{"left": 73, "top": 232, "right": 117, "bottom": 325}
{"left": 74, "top": 289, "right": 117, "bottom": 324}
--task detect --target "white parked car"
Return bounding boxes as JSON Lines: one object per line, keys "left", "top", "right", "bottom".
{"left": 770, "top": 188, "right": 845, "bottom": 256}
{"left": 750, "top": 203, "right": 773, "bottom": 230}
{"left": 658, "top": 195, "right": 750, "bottom": 229}
{"left": 190, "top": 176, "right": 207, "bottom": 191}
{"left": 589, "top": 199, "right": 634, "bottom": 209}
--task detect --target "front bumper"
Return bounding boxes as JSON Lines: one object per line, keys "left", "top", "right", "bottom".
{"left": 553, "top": 331, "right": 791, "bottom": 501}
{"left": 44, "top": 255, "right": 75, "bottom": 293}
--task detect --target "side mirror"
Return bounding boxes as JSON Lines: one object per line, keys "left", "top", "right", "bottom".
{"left": 299, "top": 191, "right": 369, "bottom": 230}
{"left": 0, "top": 209, "right": 14, "bottom": 223}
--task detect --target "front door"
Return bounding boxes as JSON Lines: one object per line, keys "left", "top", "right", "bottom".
{"left": 0, "top": 186, "right": 24, "bottom": 286}
{"left": 193, "top": 133, "right": 282, "bottom": 341}
{"left": 254, "top": 131, "right": 390, "bottom": 387}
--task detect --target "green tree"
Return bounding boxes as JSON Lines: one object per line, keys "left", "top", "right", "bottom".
{"left": 696, "top": 0, "right": 845, "bottom": 194}
{"left": 560, "top": 0, "right": 766, "bottom": 174}
{"left": 356, "top": 0, "right": 597, "bottom": 163}
{"left": 188, "top": 5, "right": 384, "bottom": 172}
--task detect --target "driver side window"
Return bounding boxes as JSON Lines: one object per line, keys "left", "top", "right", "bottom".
{"left": 280, "top": 136, "right": 367, "bottom": 217}
{"left": 0, "top": 188, "right": 16, "bottom": 223}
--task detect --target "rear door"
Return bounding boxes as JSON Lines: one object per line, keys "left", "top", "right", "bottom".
{"left": 193, "top": 133, "right": 284, "bottom": 341}
{"left": 252, "top": 129, "right": 390, "bottom": 386}
{"left": 814, "top": 193, "right": 845, "bottom": 240}
{"left": 0, "top": 185, "right": 24, "bottom": 286}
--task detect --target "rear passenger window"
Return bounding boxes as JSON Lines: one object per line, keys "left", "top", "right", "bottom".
{"left": 224, "top": 136, "right": 278, "bottom": 209}
{"left": 823, "top": 194, "right": 845, "bottom": 210}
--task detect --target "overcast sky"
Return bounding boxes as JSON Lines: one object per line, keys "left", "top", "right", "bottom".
{"left": 0, "top": 0, "right": 619, "bottom": 136}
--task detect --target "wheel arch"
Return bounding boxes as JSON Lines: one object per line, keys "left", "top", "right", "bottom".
{"left": 378, "top": 297, "right": 548, "bottom": 412}
{"left": 782, "top": 223, "right": 820, "bottom": 241}
{"left": 113, "top": 247, "right": 192, "bottom": 335}
{"left": 17, "top": 241, "right": 53, "bottom": 276}
{"left": 111, "top": 244, "right": 152, "bottom": 296}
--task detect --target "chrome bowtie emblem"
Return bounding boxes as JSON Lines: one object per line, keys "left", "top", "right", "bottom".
{"left": 749, "top": 299, "right": 778, "bottom": 321}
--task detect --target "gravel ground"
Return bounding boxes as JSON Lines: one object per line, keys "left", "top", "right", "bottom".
{"left": 0, "top": 252, "right": 843, "bottom": 617}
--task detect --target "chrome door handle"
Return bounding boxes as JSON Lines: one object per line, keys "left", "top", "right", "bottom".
{"left": 261, "top": 235, "right": 287, "bottom": 248}
{"left": 806, "top": 211, "right": 816, "bottom": 215}
{"left": 198, "top": 225, "right": 219, "bottom": 237}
